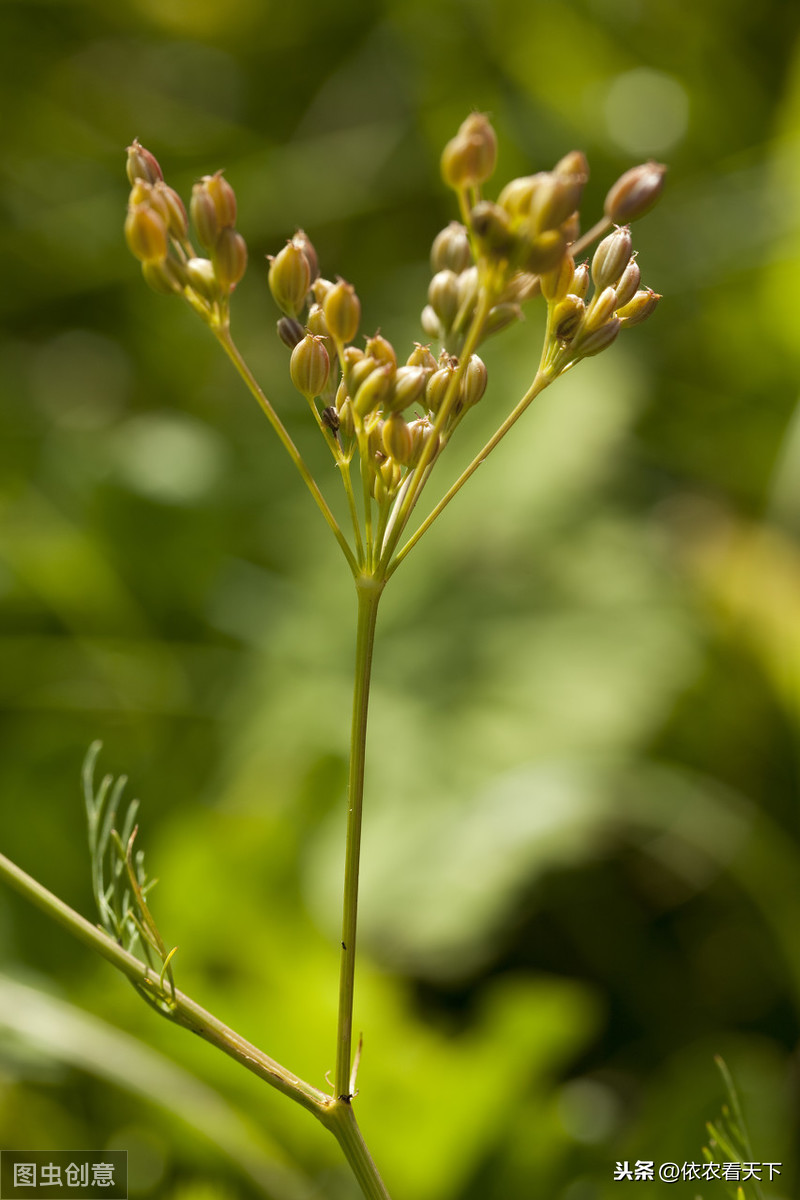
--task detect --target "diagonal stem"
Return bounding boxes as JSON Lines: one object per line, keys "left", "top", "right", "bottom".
{"left": 335, "top": 573, "right": 383, "bottom": 1098}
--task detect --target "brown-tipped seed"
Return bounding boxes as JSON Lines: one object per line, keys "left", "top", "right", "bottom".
{"left": 382, "top": 412, "right": 415, "bottom": 464}
{"left": 154, "top": 183, "right": 189, "bottom": 241}
{"left": 185, "top": 257, "right": 219, "bottom": 302}
{"left": 406, "top": 343, "right": 438, "bottom": 372}
{"left": 212, "top": 227, "right": 248, "bottom": 291}
{"left": 616, "top": 287, "right": 661, "bottom": 326}
{"left": 440, "top": 112, "right": 498, "bottom": 190}
{"left": 290, "top": 333, "right": 330, "bottom": 398}
{"left": 293, "top": 229, "right": 319, "bottom": 284}
{"left": 428, "top": 270, "right": 460, "bottom": 329}
{"left": 430, "top": 222, "right": 472, "bottom": 274}
{"left": 204, "top": 171, "right": 237, "bottom": 229}
{"left": 571, "top": 261, "right": 591, "bottom": 299}
{"left": 125, "top": 205, "right": 169, "bottom": 264}
{"left": 591, "top": 226, "right": 633, "bottom": 291}
{"left": 470, "top": 201, "right": 515, "bottom": 257}
{"left": 142, "top": 257, "right": 188, "bottom": 296}
{"left": 126, "top": 140, "right": 163, "bottom": 186}
{"left": 268, "top": 241, "right": 311, "bottom": 318}
{"left": 574, "top": 317, "right": 621, "bottom": 357}
{"left": 323, "top": 278, "right": 361, "bottom": 344}
{"left": 604, "top": 161, "right": 666, "bottom": 223}
{"left": 277, "top": 316, "right": 305, "bottom": 350}
{"left": 552, "top": 295, "right": 585, "bottom": 342}
{"left": 541, "top": 253, "right": 576, "bottom": 303}
{"left": 613, "top": 257, "right": 641, "bottom": 309}
{"left": 190, "top": 184, "right": 220, "bottom": 251}
{"left": 459, "top": 354, "right": 488, "bottom": 410}
{"left": 388, "top": 365, "right": 428, "bottom": 412}
{"left": 365, "top": 333, "right": 397, "bottom": 371}
{"left": 353, "top": 363, "right": 393, "bottom": 417}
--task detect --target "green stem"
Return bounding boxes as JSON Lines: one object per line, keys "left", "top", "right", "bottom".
{"left": 0, "top": 850, "right": 329, "bottom": 1120}
{"left": 325, "top": 1100, "right": 393, "bottom": 1200}
{"left": 335, "top": 574, "right": 383, "bottom": 1098}
{"left": 216, "top": 328, "right": 358, "bottom": 576}
{"left": 387, "top": 367, "right": 554, "bottom": 576}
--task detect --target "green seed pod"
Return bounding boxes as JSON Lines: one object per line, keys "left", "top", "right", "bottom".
{"left": 142, "top": 256, "right": 188, "bottom": 296}
{"left": 306, "top": 302, "right": 329, "bottom": 338}
{"left": 345, "top": 353, "right": 380, "bottom": 397}
{"left": 498, "top": 175, "right": 540, "bottom": 220}
{"left": 365, "top": 333, "right": 397, "bottom": 370}
{"left": 323, "top": 279, "right": 361, "bottom": 344}
{"left": 185, "top": 257, "right": 219, "bottom": 302}
{"left": 553, "top": 150, "right": 589, "bottom": 181}
{"left": 455, "top": 266, "right": 479, "bottom": 317}
{"left": 213, "top": 227, "right": 248, "bottom": 291}
{"left": 421, "top": 305, "right": 442, "bottom": 340}
{"left": 125, "top": 204, "right": 169, "bottom": 264}
{"left": 312, "top": 277, "right": 335, "bottom": 304}
{"left": 604, "top": 161, "right": 666, "bottom": 224}
{"left": 353, "top": 363, "right": 393, "bottom": 417}
{"left": 290, "top": 334, "right": 330, "bottom": 398}
{"left": 337, "top": 396, "right": 355, "bottom": 438}
{"left": 616, "top": 287, "right": 661, "bottom": 327}
{"left": 430, "top": 222, "right": 472, "bottom": 274}
{"left": 268, "top": 241, "right": 311, "bottom": 318}
{"left": 425, "top": 363, "right": 455, "bottom": 414}
{"left": 482, "top": 302, "right": 522, "bottom": 339}
{"left": 406, "top": 343, "right": 438, "bottom": 371}
{"left": 529, "top": 172, "right": 584, "bottom": 235}
{"left": 613, "top": 257, "right": 641, "bottom": 309}
{"left": 126, "top": 140, "right": 163, "bottom": 186}
{"left": 387, "top": 365, "right": 428, "bottom": 412}
{"left": 382, "top": 413, "right": 415, "bottom": 464}
{"left": 459, "top": 354, "right": 488, "bottom": 410}
{"left": 408, "top": 418, "right": 440, "bottom": 466}
{"left": 523, "top": 229, "right": 567, "bottom": 275}
{"left": 334, "top": 377, "right": 350, "bottom": 412}
{"left": 591, "top": 226, "right": 633, "bottom": 291}
{"left": 428, "top": 270, "right": 460, "bottom": 329}
{"left": 440, "top": 112, "right": 498, "bottom": 190}
{"left": 277, "top": 316, "right": 305, "bottom": 349}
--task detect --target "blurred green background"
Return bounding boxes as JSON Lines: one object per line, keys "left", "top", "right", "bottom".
{"left": 1, "top": 0, "right": 800, "bottom": 1197}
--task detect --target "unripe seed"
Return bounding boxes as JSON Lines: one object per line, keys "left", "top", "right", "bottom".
{"left": 497, "top": 175, "right": 539, "bottom": 219}
{"left": 142, "top": 257, "right": 187, "bottom": 296}
{"left": 125, "top": 205, "right": 169, "bottom": 264}
{"left": 425, "top": 364, "right": 455, "bottom": 414}
{"left": 406, "top": 343, "right": 438, "bottom": 372}
{"left": 421, "top": 305, "right": 442, "bottom": 340}
{"left": 616, "top": 287, "right": 661, "bottom": 326}
{"left": 613, "top": 257, "right": 641, "bottom": 309}
{"left": 126, "top": 140, "right": 163, "bottom": 186}
{"left": 440, "top": 112, "right": 498, "bottom": 189}
{"left": 469, "top": 201, "right": 514, "bottom": 256}
{"left": 591, "top": 226, "right": 633, "bottom": 291}
{"left": 185, "top": 257, "right": 219, "bottom": 302}
{"left": 585, "top": 285, "right": 618, "bottom": 332}
{"left": 277, "top": 316, "right": 305, "bottom": 349}
{"left": 268, "top": 241, "right": 311, "bottom": 318}
{"left": 382, "top": 413, "right": 414, "bottom": 465}
{"left": 323, "top": 279, "right": 361, "bottom": 344}
{"left": 190, "top": 184, "right": 220, "bottom": 250}
{"left": 155, "top": 183, "right": 188, "bottom": 241}
{"left": 204, "top": 171, "right": 237, "bottom": 229}
{"left": 212, "top": 227, "right": 247, "bottom": 290}
{"left": 541, "top": 253, "right": 575, "bottom": 303}
{"left": 552, "top": 295, "right": 585, "bottom": 342}
{"left": 365, "top": 333, "right": 397, "bottom": 370}
{"left": 290, "top": 334, "right": 330, "bottom": 398}
{"left": 293, "top": 229, "right": 319, "bottom": 283}
{"left": 430, "top": 222, "right": 472, "bottom": 274}
{"left": 571, "top": 261, "right": 591, "bottom": 299}
{"left": 605, "top": 161, "right": 666, "bottom": 223}
{"left": 306, "top": 302, "right": 329, "bottom": 338}
{"left": 459, "top": 354, "right": 488, "bottom": 409}
{"left": 574, "top": 318, "right": 621, "bottom": 357}
{"left": 523, "top": 229, "right": 567, "bottom": 274}
{"left": 428, "top": 270, "right": 460, "bottom": 329}
{"left": 353, "top": 364, "right": 393, "bottom": 417}
{"left": 388, "top": 365, "right": 428, "bottom": 412}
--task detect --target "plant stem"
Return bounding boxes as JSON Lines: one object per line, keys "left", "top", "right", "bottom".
{"left": 0, "top": 850, "right": 329, "bottom": 1120}
{"left": 325, "top": 1100, "right": 393, "bottom": 1200}
{"left": 387, "top": 367, "right": 554, "bottom": 575}
{"left": 216, "top": 328, "right": 358, "bottom": 576}
{"left": 335, "top": 574, "right": 383, "bottom": 1098}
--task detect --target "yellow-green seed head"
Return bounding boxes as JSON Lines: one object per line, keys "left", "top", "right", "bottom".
{"left": 293, "top": 229, "right": 320, "bottom": 284}
{"left": 482, "top": 302, "right": 522, "bottom": 339}
{"left": 523, "top": 229, "right": 568, "bottom": 275}
{"left": 421, "top": 305, "right": 443, "bottom": 340}
{"left": 344, "top": 352, "right": 379, "bottom": 397}
{"left": 470, "top": 201, "right": 514, "bottom": 258}
{"left": 213, "top": 227, "right": 248, "bottom": 291}
{"left": 323, "top": 279, "right": 361, "bottom": 344}
{"left": 205, "top": 171, "right": 237, "bottom": 229}
{"left": 353, "top": 363, "right": 393, "bottom": 417}
{"left": 306, "top": 302, "right": 329, "bottom": 339}
{"left": 125, "top": 204, "right": 169, "bottom": 264}
{"left": 185, "top": 257, "right": 219, "bottom": 302}
{"left": 191, "top": 183, "right": 220, "bottom": 251}
{"left": 277, "top": 316, "right": 305, "bottom": 349}
{"left": 365, "top": 333, "right": 397, "bottom": 370}
{"left": 268, "top": 241, "right": 311, "bottom": 318}
{"left": 585, "top": 285, "right": 618, "bottom": 332}
{"left": 440, "top": 112, "right": 498, "bottom": 190}
{"left": 541, "top": 253, "right": 576, "bottom": 303}
{"left": 290, "top": 333, "right": 330, "bottom": 398}
{"left": 552, "top": 295, "right": 585, "bottom": 342}
{"left": 425, "top": 362, "right": 455, "bottom": 414}
{"left": 428, "top": 270, "right": 460, "bottom": 329}
{"left": 613, "top": 257, "right": 641, "bottom": 309}
{"left": 155, "top": 183, "right": 188, "bottom": 241}
{"left": 574, "top": 318, "right": 621, "bottom": 357}
{"left": 498, "top": 175, "right": 540, "bottom": 221}
{"left": 388, "top": 365, "right": 428, "bottom": 412}
{"left": 529, "top": 172, "right": 585, "bottom": 235}
{"left": 142, "top": 257, "right": 188, "bottom": 296}
{"left": 553, "top": 150, "right": 590, "bottom": 181}
{"left": 459, "top": 354, "right": 488, "bottom": 410}
{"left": 406, "top": 343, "right": 438, "bottom": 372}
{"left": 604, "top": 161, "right": 666, "bottom": 223}
{"left": 382, "top": 413, "right": 415, "bottom": 465}
{"left": 571, "top": 261, "right": 591, "bottom": 299}
{"left": 430, "top": 222, "right": 472, "bottom": 274}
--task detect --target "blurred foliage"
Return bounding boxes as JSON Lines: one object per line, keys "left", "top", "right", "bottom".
{"left": 1, "top": 0, "right": 800, "bottom": 1197}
